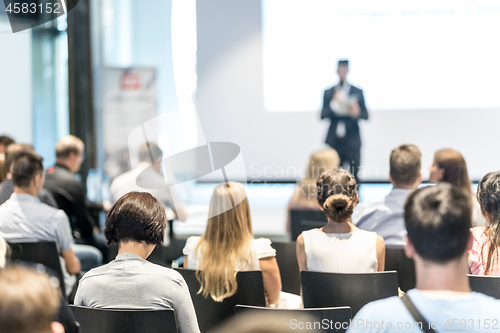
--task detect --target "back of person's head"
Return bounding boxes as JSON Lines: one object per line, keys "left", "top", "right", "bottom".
{"left": 4, "top": 143, "right": 35, "bottom": 175}
{"left": 433, "top": 149, "right": 471, "bottom": 193}
{"left": 197, "top": 182, "right": 254, "bottom": 301}
{"left": 298, "top": 149, "right": 340, "bottom": 203}
{"left": 104, "top": 192, "right": 167, "bottom": 246}
{"left": 138, "top": 143, "right": 162, "bottom": 163}
{"left": 476, "top": 171, "right": 500, "bottom": 274}
{"left": 389, "top": 144, "right": 421, "bottom": 187}
{"left": 0, "top": 266, "right": 62, "bottom": 333}
{"left": 0, "top": 135, "right": 15, "bottom": 151}
{"left": 316, "top": 168, "right": 358, "bottom": 222}
{"left": 11, "top": 151, "right": 44, "bottom": 189}
{"left": 404, "top": 183, "right": 472, "bottom": 263}
{"left": 55, "top": 135, "right": 83, "bottom": 160}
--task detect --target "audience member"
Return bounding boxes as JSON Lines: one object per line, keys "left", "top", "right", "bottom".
{"left": 469, "top": 171, "right": 500, "bottom": 275}
{"left": 429, "top": 148, "right": 487, "bottom": 227}
{"left": 352, "top": 145, "right": 422, "bottom": 248}
{"left": 2, "top": 151, "right": 101, "bottom": 271}
{"left": 183, "top": 182, "right": 282, "bottom": 307}
{"left": 0, "top": 266, "right": 65, "bottom": 333}
{"left": 109, "top": 143, "right": 186, "bottom": 246}
{"left": 296, "top": 168, "right": 385, "bottom": 273}
{"left": 0, "top": 135, "right": 15, "bottom": 182}
{"left": 0, "top": 151, "right": 85, "bottom": 294}
{"left": 43, "top": 135, "right": 106, "bottom": 251}
{"left": 0, "top": 235, "right": 80, "bottom": 333}
{"left": 0, "top": 143, "right": 58, "bottom": 207}
{"left": 286, "top": 148, "right": 340, "bottom": 232}
{"left": 74, "top": 192, "right": 200, "bottom": 333}
{"left": 348, "top": 184, "right": 500, "bottom": 332}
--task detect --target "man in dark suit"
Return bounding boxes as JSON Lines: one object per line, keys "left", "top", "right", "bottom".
{"left": 43, "top": 135, "right": 102, "bottom": 249}
{"left": 321, "top": 59, "right": 368, "bottom": 182}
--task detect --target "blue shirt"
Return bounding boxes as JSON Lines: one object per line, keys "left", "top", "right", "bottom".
{"left": 352, "top": 188, "right": 412, "bottom": 248}
{"left": 0, "top": 193, "right": 73, "bottom": 253}
{"left": 347, "top": 289, "right": 500, "bottom": 332}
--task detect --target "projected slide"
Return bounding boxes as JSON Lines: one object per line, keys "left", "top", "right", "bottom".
{"left": 262, "top": 0, "right": 500, "bottom": 112}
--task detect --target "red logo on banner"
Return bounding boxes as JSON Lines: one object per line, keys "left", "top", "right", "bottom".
{"left": 120, "top": 74, "right": 141, "bottom": 90}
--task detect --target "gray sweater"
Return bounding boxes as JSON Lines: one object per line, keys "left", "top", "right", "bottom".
{"left": 74, "top": 253, "right": 200, "bottom": 333}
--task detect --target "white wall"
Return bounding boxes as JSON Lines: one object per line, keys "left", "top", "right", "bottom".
{"left": 196, "top": 0, "right": 500, "bottom": 182}
{"left": 0, "top": 20, "right": 32, "bottom": 143}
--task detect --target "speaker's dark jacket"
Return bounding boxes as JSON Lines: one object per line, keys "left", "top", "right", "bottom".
{"left": 321, "top": 84, "right": 368, "bottom": 149}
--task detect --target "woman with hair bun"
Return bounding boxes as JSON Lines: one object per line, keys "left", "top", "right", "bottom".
{"left": 296, "top": 168, "right": 385, "bottom": 273}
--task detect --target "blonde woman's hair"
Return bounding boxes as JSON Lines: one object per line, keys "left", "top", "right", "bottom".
{"left": 297, "top": 149, "right": 340, "bottom": 205}
{"left": 195, "top": 182, "right": 255, "bottom": 301}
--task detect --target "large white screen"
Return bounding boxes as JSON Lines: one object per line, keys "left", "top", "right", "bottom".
{"left": 263, "top": 0, "right": 500, "bottom": 112}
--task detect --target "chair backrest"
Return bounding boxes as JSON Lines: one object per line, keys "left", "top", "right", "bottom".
{"left": 301, "top": 271, "right": 399, "bottom": 317}
{"left": 70, "top": 305, "right": 177, "bottom": 333}
{"left": 273, "top": 242, "right": 301, "bottom": 295}
{"left": 174, "top": 268, "right": 266, "bottom": 333}
{"left": 235, "top": 305, "right": 352, "bottom": 333}
{"left": 8, "top": 241, "right": 66, "bottom": 295}
{"left": 384, "top": 247, "right": 416, "bottom": 292}
{"left": 469, "top": 275, "right": 500, "bottom": 299}
{"left": 290, "top": 209, "right": 328, "bottom": 241}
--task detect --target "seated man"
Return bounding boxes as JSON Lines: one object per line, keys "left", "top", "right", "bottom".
{"left": 109, "top": 143, "right": 186, "bottom": 246}
{"left": 348, "top": 183, "right": 500, "bottom": 332}
{"left": 352, "top": 144, "right": 422, "bottom": 248}
{"left": 0, "top": 143, "right": 58, "bottom": 207}
{"left": 0, "top": 152, "right": 85, "bottom": 294}
{"left": 0, "top": 266, "right": 65, "bottom": 333}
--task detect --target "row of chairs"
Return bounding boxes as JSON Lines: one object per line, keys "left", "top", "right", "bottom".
{"left": 69, "top": 305, "right": 353, "bottom": 333}
{"left": 9, "top": 242, "right": 500, "bottom": 332}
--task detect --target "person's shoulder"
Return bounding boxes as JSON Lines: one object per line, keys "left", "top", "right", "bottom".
{"left": 349, "top": 84, "right": 363, "bottom": 93}
{"left": 253, "top": 238, "right": 276, "bottom": 258}
{"left": 184, "top": 236, "right": 201, "bottom": 251}
{"left": 469, "top": 292, "right": 500, "bottom": 309}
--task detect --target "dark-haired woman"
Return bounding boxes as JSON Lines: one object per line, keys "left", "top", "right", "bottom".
{"left": 429, "top": 149, "right": 487, "bottom": 227}
{"left": 469, "top": 171, "right": 500, "bottom": 276}
{"left": 74, "top": 192, "right": 200, "bottom": 333}
{"left": 296, "top": 168, "right": 385, "bottom": 272}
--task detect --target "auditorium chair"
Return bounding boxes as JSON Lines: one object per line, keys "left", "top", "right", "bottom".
{"left": 8, "top": 241, "right": 66, "bottom": 296}
{"left": 272, "top": 241, "right": 301, "bottom": 295}
{"left": 235, "top": 305, "right": 352, "bottom": 333}
{"left": 290, "top": 209, "right": 328, "bottom": 241}
{"left": 301, "top": 271, "right": 399, "bottom": 317}
{"left": 174, "top": 268, "right": 266, "bottom": 332}
{"left": 384, "top": 247, "right": 416, "bottom": 292}
{"left": 469, "top": 275, "right": 500, "bottom": 299}
{"left": 70, "top": 305, "right": 177, "bottom": 333}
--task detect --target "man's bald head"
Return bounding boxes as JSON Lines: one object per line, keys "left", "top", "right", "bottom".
{"left": 55, "top": 135, "right": 85, "bottom": 173}
{"left": 56, "top": 135, "right": 84, "bottom": 159}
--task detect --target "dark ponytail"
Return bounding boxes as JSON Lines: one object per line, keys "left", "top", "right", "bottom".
{"left": 316, "top": 168, "right": 358, "bottom": 222}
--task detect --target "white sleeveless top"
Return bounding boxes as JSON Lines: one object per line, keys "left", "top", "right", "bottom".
{"left": 302, "top": 228, "right": 378, "bottom": 273}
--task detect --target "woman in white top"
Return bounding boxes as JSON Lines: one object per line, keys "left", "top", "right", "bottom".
{"left": 296, "top": 168, "right": 385, "bottom": 273}
{"left": 183, "top": 182, "right": 281, "bottom": 306}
